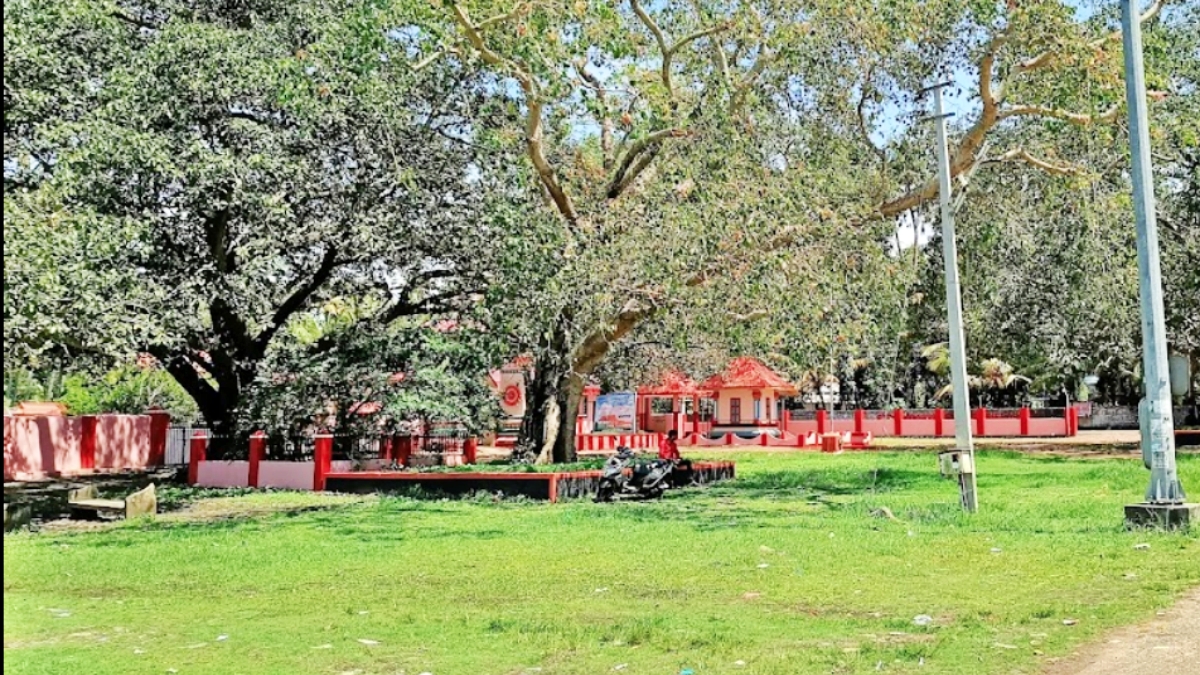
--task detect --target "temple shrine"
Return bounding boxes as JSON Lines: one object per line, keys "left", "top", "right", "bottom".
{"left": 699, "top": 357, "right": 798, "bottom": 438}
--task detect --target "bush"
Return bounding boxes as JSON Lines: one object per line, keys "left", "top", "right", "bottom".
{"left": 51, "top": 366, "right": 199, "bottom": 420}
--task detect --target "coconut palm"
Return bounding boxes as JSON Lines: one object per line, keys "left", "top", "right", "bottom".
{"left": 924, "top": 345, "right": 1030, "bottom": 406}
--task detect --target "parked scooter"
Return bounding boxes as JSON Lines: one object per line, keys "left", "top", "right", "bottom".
{"left": 594, "top": 446, "right": 674, "bottom": 502}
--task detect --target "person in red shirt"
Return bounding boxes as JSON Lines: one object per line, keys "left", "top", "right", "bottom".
{"left": 658, "top": 430, "right": 694, "bottom": 486}
{"left": 658, "top": 430, "right": 681, "bottom": 461}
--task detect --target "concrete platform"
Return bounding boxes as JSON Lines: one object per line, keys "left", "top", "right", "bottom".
{"left": 1124, "top": 502, "right": 1199, "bottom": 530}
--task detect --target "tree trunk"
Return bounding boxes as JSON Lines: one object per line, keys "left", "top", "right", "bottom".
{"left": 518, "top": 359, "right": 582, "bottom": 465}
{"left": 517, "top": 302, "right": 654, "bottom": 464}
{"left": 160, "top": 350, "right": 254, "bottom": 460}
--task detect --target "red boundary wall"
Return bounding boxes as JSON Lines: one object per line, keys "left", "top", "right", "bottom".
{"left": 4, "top": 412, "right": 169, "bottom": 481}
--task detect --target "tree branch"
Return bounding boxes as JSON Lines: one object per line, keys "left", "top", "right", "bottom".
{"left": 983, "top": 148, "right": 1083, "bottom": 176}
{"left": 998, "top": 104, "right": 1121, "bottom": 126}
{"left": 576, "top": 61, "right": 614, "bottom": 170}
{"left": 380, "top": 269, "right": 462, "bottom": 323}
{"left": 730, "top": 47, "right": 771, "bottom": 113}
{"left": 1015, "top": 0, "right": 1168, "bottom": 74}
{"left": 856, "top": 65, "right": 887, "bottom": 169}
{"left": 631, "top": 0, "right": 732, "bottom": 100}
{"left": 450, "top": 3, "right": 579, "bottom": 225}
{"left": 573, "top": 301, "right": 660, "bottom": 375}
{"left": 606, "top": 127, "right": 688, "bottom": 198}
{"left": 252, "top": 246, "right": 340, "bottom": 357}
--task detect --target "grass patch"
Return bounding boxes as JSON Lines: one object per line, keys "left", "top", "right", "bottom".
{"left": 4, "top": 450, "right": 1198, "bottom": 675}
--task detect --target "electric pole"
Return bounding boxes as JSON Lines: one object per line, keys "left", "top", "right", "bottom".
{"left": 1120, "top": 0, "right": 1193, "bottom": 528}
{"left": 922, "top": 81, "right": 978, "bottom": 513}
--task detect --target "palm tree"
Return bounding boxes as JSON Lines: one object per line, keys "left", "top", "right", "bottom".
{"left": 923, "top": 344, "right": 1029, "bottom": 406}
{"left": 921, "top": 343, "right": 951, "bottom": 379}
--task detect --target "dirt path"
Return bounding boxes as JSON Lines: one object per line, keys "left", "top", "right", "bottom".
{"left": 1046, "top": 588, "right": 1200, "bottom": 675}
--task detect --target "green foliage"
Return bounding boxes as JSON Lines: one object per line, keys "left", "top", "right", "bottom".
{"left": 57, "top": 367, "right": 199, "bottom": 419}
{"left": 247, "top": 320, "right": 502, "bottom": 435}
{"left": 4, "top": 0, "right": 531, "bottom": 434}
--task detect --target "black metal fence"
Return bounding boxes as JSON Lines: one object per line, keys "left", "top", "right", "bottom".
{"left": 166, "top": 425, "right": 206, "bottom": 465}
{"left": 170, "top": 424, "right": 471, "bottom": 464}
{"left": 412, "top": 424, "right": 469, "bottom": 455}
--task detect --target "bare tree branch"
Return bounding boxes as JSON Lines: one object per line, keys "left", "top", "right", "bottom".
{"left": 730, "top": 47, "right": 771, "bottom": 113}
{"left": 252, "top": 247, "right": 340, "bottom": 357}
{"left": 998, "top": 103, "right": 1121, "bottom": 126}
{"left": 576, "top": 61, "right": 614, "bottom": 170}
{"left": 631, "top": 0, "right": 732, "bottom": 100}
{"left": 450, "top": 3, "right": 579, "bottom": 225}
{"left": 856, "top": 65, "right": 887, "bottom": 169}
{"left": 607, "top": 127, "right": 688, "bottom": 198}
{"left": 1015, "top": 0, "right": 1168, "bottom": 74}
{"left": 984, "top": 148, "right": 1083, "bottom": 176}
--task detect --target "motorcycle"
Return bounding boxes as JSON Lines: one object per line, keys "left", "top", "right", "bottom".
{"left": 594, "top": 446, "right": 674, "bottom": 502}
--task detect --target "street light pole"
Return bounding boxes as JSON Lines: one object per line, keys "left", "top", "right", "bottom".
{"left": 924, "top": 81, "right": 978, "bottom": 513}
{"left": 1120, "top": 0, "right": 1191, "bottom": 527}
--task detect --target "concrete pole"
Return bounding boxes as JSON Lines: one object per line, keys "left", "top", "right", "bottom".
{"left": 1121, "top": 0, "right": 1186, "bottom": 505}
{"left": 929, "top": 83, "right": 978, "bottom": 512}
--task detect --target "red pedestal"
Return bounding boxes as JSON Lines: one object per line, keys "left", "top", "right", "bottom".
{"left": 313, "top": 434, "right": 333, "bottom": 491}
{"left": 187, "top": 431, "right": 207, "bottom": 485}
{"left": 80, "top": 415, "right": 98, "bottom": 471}
{"left": 248, "top": 431, "right": 265, "bottom": 488}
{"left": 147, "top": 409, "right": 171, "bottom": 466}
{"left": 821, "top": 433, "right": 842, "bottom": 454}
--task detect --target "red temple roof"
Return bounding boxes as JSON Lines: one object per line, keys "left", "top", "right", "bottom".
{"left": 637, "top": 370, "right": 710, "bottom": 396}
{"left": 700, "top": 357, "right": 798, "bottom": 395}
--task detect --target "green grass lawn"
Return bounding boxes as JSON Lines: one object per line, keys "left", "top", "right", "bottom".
{"left": 5, "top": 451, "right": 1199, "bottom": 675}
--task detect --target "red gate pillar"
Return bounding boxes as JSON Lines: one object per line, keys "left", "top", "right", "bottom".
{"left": 187, "top": 431, "right": 207, "bottom": 485}
{"left": 313, "top": 433, "right": 333, "bottom": 491}
{"left": 248, "top": 431, "right": 266, "bottom": 488}
{"left": 854, "top": 408, "right": 866, "bottom": 435}
{"left": 395, "top": 434, "right": 412, "bottom": 467}
{"left": 934, "top": 408, "right": 945, "bottom": 436}
{"left": 975, "top": 408, "right": 987, "bottom": 436}
{"left": 692, "top": 396, "right": 700, "bottom": 439}
{"left": 893, "top": 408, "right": 904, "bottom": 436}
{"left": 464, "top": 437, "right": 478, "bottom": 465}
{"left": 80, "top": 415, "right": 98, "bottom": 471}
{"left": 1019, "top": 407, "right": 1031, "bottom": 436}
{"left": 147, "top": 409, "right": 171, "bottom": 466}
{"left": 816, "top": 409, "right": 829, "bottom": 435}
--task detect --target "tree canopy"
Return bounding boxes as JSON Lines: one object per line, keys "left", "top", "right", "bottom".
{"left": 5, "top": 0, "right": 1197, "bottom": 456}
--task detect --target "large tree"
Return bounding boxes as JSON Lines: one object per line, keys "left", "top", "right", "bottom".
{"left": 4, "top": 0, "right": 530, "bottom": 440}
{"left": 413, "top": 0, "right": 1178, "bottom": 461}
